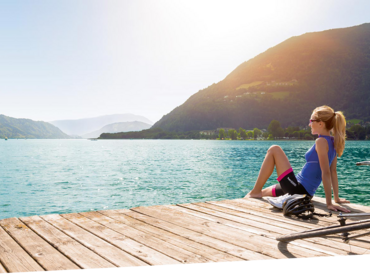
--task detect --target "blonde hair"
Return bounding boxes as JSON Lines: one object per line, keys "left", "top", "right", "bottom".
{"left": 312, "top": 105, "right": 346, "bottom": 157}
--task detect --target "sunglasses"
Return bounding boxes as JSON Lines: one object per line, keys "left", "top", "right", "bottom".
{"left": 309, "top": 119, "right": 320, "bottom": 124}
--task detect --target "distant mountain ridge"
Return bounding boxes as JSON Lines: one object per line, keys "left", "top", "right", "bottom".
{"left": 82, "top": 121, "right": 152, "bottom": 138}
{"left": 153, "top": 23, "right": 370, "bottom": 131}
{"left": 0, "top": 114, "right": 70, "bottom": 139}
{"left": 51, "top": 114, "right": 153, "bottom": 136}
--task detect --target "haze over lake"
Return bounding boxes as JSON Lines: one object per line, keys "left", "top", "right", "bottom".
{"left": 1, "top": 140, "right": 370, "bottom": 220}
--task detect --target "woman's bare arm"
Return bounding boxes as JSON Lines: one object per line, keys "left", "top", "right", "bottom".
{"left": 330, "top": 156, "right": 350, "bottom": 203}
{"left": 316, "top": 138, "right": 350, "bottom": 212}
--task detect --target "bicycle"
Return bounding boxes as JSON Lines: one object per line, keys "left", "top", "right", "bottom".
{"left": 277, "top": 161, "right": 370, "bottom": 243}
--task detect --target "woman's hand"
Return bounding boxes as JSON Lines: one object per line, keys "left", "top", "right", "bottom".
{"left": 327, "top": 203, "right": 350, "bottom": 213}
{"left": 334, "top": 197, "right": 350, "bottom": 204}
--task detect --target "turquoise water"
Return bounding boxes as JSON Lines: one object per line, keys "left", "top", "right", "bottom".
{"left": 1, "top": 139, "right": 370, "bottom": 220}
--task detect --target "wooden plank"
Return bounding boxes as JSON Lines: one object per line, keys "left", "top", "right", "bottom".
{"left": 199, "top": 201, "right": 366, "bottom": 254}
{"left": 41, "top": 214, "right": 147, "bottom": 267}
{"left": 214, "top": 199, "right": 348, "bottom": 234}
{"left": 313, "top": 196, "right": 370, "bottom": 213}
{"left": 95, "top": 209, "right": 242, "bottom": 263}
{"left": 79, "top": 211, "right": 211, "bottom": 264}
{"left": 212, "top": 200, "right": 327, "bottom": 228}
{"left": 179, "top": 203, "right": 362, "bottom": 255}
{"left": 226, "top": 199, "right": 335, "bottom": 227}
{"left": 172, "top": 204, "right": 336, "bottom": 257}
{"left": 0, "top": 225, "right": 43, "bottom": 273}
{"left": 0, "top": 262, "right": 6, "bottom": 273}
{"left": 167, "top": 204, "right": 332, "bottom": 258}
{"left": 110, "top": 209, "right": 273, "bottom": 261}
{"left": 131, "top": 205, "right": 322, "bottom": 259}
{"left": 293, "top": 198, "right": 370, "bottom": 244}
{"left": 305, "top": 199, "right": 370, "bottom": 245}
{"left": 77, "top": 212, "right": 210, "bottom": 265}
{"left": 221, "top": 199, "right": 362, "bottom": 245}
{"left": 240, "top": 197, "right": 368, "bottom": 223}
{"left": 62, "top": 212, "right": 181, "bottom": 265}
{"left": 20, "top": 216, "right": 116, "bottom": 269}
{"left": 221, "top": 199, "right": 370, "bottom": 250}
{"left": 229, "top": 198, "right": 370, "bottom": 240}
{"left": 0, "top": 218, "right": 79, "bottom": 271}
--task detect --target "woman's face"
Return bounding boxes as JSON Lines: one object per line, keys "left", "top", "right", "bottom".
{"left": 309, "top": 113, "right": 321, "bottom": 135}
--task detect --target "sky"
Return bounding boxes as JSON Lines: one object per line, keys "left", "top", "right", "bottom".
{"left": 0, "top": 0, "right": 370, "bottom": 123}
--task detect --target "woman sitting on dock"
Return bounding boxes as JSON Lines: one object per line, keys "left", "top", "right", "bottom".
{"left": 245, "top": 105, "right": 350, "bottom": 212}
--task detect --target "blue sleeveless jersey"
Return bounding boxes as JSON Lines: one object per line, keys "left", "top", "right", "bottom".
{"left": 296, "top": 135, "right": 337, "bottom": 196}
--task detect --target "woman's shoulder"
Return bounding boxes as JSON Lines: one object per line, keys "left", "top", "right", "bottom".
{"left": 315, "top": 137, "right": 329, "bottom": 151}
{"left": 315, "top": 137, "right": 327, "bottom": 143}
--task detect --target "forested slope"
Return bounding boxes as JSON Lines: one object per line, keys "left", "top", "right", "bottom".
{"left": 153, "top": 23, "right": 370, "bottom": 131}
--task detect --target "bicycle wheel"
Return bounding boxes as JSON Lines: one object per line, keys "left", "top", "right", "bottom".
{"left": 277, "top": 221, "right": 370, "bottom": 242}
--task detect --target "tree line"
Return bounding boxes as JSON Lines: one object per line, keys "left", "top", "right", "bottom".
{"left": 99, "top": 128, "right": 202, "bottom": 139}
{"left": 214, "top": 120, "right": 370, "bottom": 140}
{"left": 347, "top": 124, "right": 370, "bottom": 140}
{"left": 214, "top": 120, "right": 314, "bottom": 140}
{"left": 99, "top": 120, "right": 370, "bottom": 140}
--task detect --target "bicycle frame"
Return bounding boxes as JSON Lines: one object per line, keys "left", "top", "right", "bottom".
{"left": 276, "top": 213, "right": 370, "bottom": 242}
{"left": 336, "top": 212, "right": 370, "bottom": 241}
{"left": 277, "top": 162, "right": 370, "bottom": 243}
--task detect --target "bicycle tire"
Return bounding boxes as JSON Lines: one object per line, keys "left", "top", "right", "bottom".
{"left": 277, "top": 221, "right": 370, "bottom": 242}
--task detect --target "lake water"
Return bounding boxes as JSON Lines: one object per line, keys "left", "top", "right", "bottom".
{"left": 1, "top": 139, "right": 370, "bottom": 220}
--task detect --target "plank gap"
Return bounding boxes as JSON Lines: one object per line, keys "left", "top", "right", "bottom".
{"left": 0, "top": 222, "right": 46, "bottom": 272}
{"left": 38, "top": 215, "right": 128, "bottom": 267}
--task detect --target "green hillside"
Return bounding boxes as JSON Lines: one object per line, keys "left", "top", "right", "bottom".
{"left": 0, "top": 115, "right": 71, "bottom": 139}
{"left": 153, "top": 23, "right": 370, "bottom": 131}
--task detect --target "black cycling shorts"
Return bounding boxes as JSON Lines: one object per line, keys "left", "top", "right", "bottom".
{"left": 272, "top": 167, "right": 310, "bottom": 197}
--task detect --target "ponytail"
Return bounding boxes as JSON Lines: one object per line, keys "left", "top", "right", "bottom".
{"left": 333, "top": 111, "right": 346, "bottom": 157}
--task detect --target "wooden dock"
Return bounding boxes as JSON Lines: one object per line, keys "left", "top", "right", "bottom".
{"left": 1, "top": 196, "right": 370, "bottom": 273}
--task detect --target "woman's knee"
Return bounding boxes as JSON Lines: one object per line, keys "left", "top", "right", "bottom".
{"left": 268, "top": 145, "right": 282, "bottom": 153}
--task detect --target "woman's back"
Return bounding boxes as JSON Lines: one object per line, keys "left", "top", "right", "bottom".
{"left": 296, "top": 135, "right": 336, "bottom": 196}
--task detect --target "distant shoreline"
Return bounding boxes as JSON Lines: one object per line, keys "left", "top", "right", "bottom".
{"left": 2, "top": 138, "right": 369, "bottom": 141}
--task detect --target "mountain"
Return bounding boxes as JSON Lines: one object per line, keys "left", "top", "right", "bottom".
{"left": 82, "top": 121, "right": 152, "bottom": 138}
{"left": 153, "top": 23, "right": 370, "bottom": 132}
{"left": 0, "top": 114, "right": 70, "bottom": 139}
{"left": 50, "top": 114, "right": 153, "bottom": 136}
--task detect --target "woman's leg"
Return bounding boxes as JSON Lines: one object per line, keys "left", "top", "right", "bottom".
{"left": 261, "top": 185, "right": 274, "bottom": 196}
{"left": 245, "top": 145, "right": 292, "bottom": 198}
